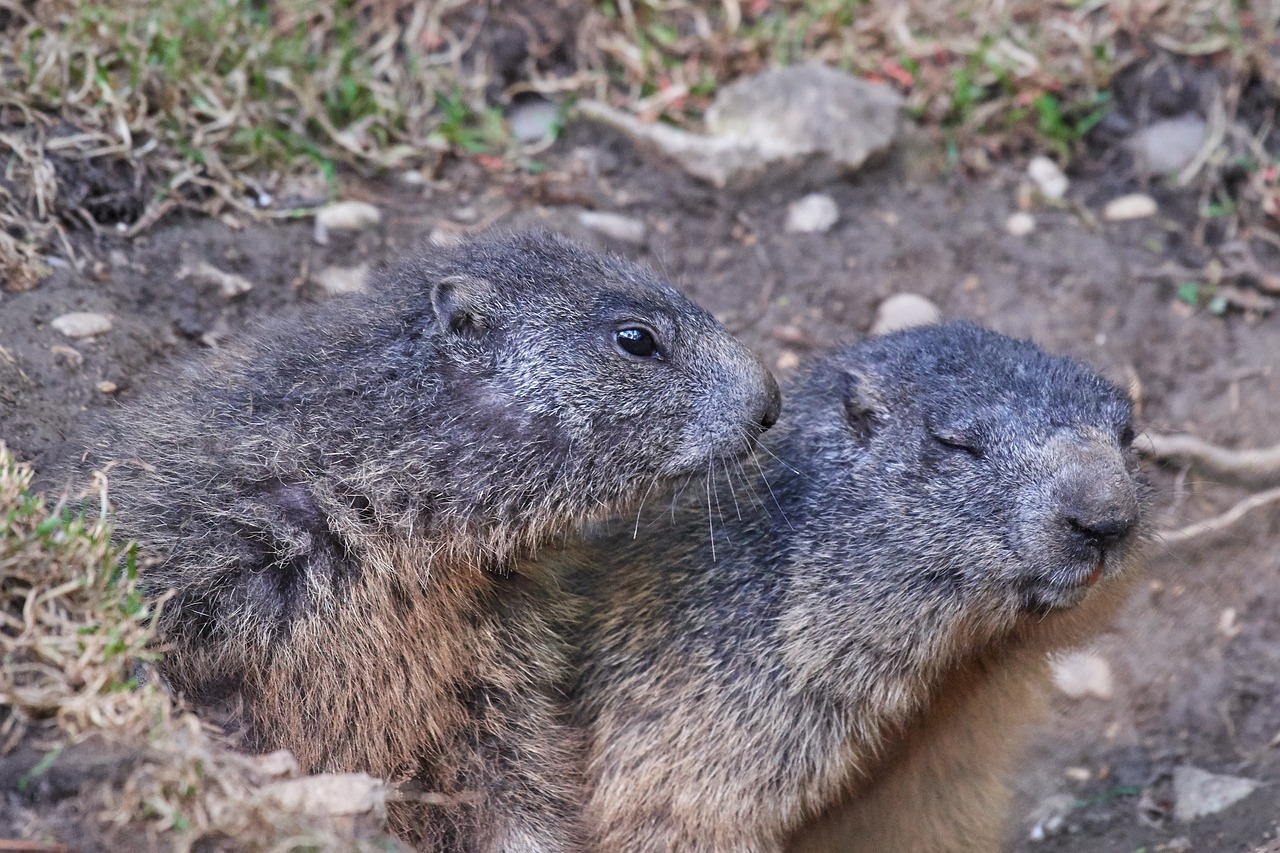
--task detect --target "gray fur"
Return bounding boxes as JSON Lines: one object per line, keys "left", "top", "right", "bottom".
{"left": 565, "top": 322, "right": 1148, "bottom": 852}
{"left": 85, "top": 231, "right": 780, "bottom": 851}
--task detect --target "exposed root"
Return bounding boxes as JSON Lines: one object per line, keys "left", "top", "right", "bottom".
{"left": 1155, "top": 485, "right": 1280, "bottom": 546}
{"left": 1139, "top": 432, "right": 1280, "bottom": 479}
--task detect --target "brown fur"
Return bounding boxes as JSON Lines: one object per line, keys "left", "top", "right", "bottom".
{"left": 563, "top": 323, "right": 1148, "bottom": 852}
{"left": 85, "top": 232, "right": 780, "bottom": 851}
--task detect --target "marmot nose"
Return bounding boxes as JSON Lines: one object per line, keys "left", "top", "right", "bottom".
{"left": 1066, "top": 513, "right": 1136, "bottom": 549}
{"left": 756, "top": 372, "right": 783, "bottom": 432}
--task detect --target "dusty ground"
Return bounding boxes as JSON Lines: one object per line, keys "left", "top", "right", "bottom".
{"left": 3, "top": 101, "right": 1280, "bottom": 851}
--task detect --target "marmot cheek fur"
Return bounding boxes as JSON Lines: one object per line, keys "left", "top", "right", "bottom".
{"left": 567, "top": 322, "right": 1148, "bottom": 853}
{"left": 86, "top": 231, "right": 781, "bottom": 852}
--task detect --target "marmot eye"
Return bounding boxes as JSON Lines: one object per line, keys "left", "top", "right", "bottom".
{"left": 614, "top": 326, "right": 663, "bottom": 360}
{"left": 1119, "top": 424, "right": 1136, "bottom": 447}
{"left": 931, "top": 431, "right": 981, "bottom": 458}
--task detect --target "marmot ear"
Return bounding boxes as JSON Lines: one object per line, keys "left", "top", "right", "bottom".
{"left": 841, "top": 370, "right": 881, "bottom": 445}
{"left": 431, "top": 274, "right": 493, "bottom": 338}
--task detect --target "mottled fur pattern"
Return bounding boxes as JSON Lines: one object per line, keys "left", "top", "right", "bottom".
{"left": 86, "top": 232, "right": 780, "bottom": 851}
{"left": 564, "top": 323, "right": 1148, "bottom": 852}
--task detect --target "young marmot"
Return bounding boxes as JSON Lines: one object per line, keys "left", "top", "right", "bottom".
{"left": 564, "top": 322, "right": 1147, "bottom": 852}
{"left": 87, "top": 232, "right": 780, "bottom": 851}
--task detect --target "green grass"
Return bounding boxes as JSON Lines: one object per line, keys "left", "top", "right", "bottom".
{"left": 0, "top": 0, "right": 1274, "bottom": 288}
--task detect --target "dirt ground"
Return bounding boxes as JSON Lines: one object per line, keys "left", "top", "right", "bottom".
{"left": 3, "top": 99, "right": 1280, "bottom": 850}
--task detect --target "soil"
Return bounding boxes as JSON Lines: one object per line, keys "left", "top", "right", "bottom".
{"left": 3, "top": 106, "right": 1280, "bottom": 850}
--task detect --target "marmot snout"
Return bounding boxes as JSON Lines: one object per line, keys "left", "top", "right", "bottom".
{"left": 87, "top": 231, "right": 780, "bottom": 851}
{"left": 565, "top": 322, "right": 1148, "bottom": 853}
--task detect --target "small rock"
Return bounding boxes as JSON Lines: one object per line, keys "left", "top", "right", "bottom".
{"left": 1172, "top": 765, "right": 1259, "bottom": 821}
{"left": 1051, "top": 651, "right": 1113, "bottom": 700}
{"left": 508, "top": 98, "right": 560, "bottom": 145}
{"left": 51, "top": 312, "right": 112, "bottom": 339}
{"left": 1104, "top": 194, "right": 1158, "bottom": 221}
{"left": 1027, "top": 793, "right": 1076, "bottom": 841}
{"left": 1064, "top": 766, "right": 1092, "bottom": 783}
{"left": 1027, "top": 156, "right": 1069, "bottom": 200}
{"left": 49, "top": 344, "right": 83, "bottom": 369}
{"left": 96, "top": 380, "right": 118, "bottom": 394}
{"left": 1218, "top": 607, "right": 1242, "bottom": 639}
{"left": 263, "top": 772, "right": 387, "bottom": 817}
{"left": 578, "top": 211, "right": 647, "bottom": 245}
{"left": 1128, "top": 114, "right": 1207, "bottom": 177}
{"left": 313, "top": 264, "right": 370, "bottom": 296}
{"left": 871, "top": 293, "right": 941, "bottom": 336}
{"left": 578, "top": 63, "right": 901, "bottom": 189}
{"left": 785, "top": 193, "right": 840, "bottom": 234}
{"left": 178, "top": 259, "right": 254, "bottom": 298}
{"left": 1005, "top": 212, "right": 1036, "bottom": 236}
{"left": 428, "top": 228, "right": 465, "bottom": 248}
{"left": 313, "top": 201, "right": 382, "bottom": 245}
{"left": 776, "top": 350, "right": 801, "bottom": 371}
{"left": 251, "top": 750, "right": 300, "bottom": 779}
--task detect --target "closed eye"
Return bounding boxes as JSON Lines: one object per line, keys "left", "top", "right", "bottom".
{"left": 931, "top": 431, "right": 982, "bottom": 458}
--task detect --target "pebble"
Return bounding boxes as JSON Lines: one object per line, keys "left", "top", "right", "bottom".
{"left": 1172, "top": 765, "right": 1259, "bottom": 822}
{"left": 49, "top": 344, "right": 84, "bottom": 369}
{"left": 578, "top": 211, "right": 647, "bottom": 245}
{"left": 313, "top": 201, "right": 383, "bottom": 245}
{"left": 776, "top": 350, "right": 801, "bottom": 371}
{"left": 51, "top": 311, "right": 112, "bottom": 339}
{"left": 178, "top": 260, "right": 254, "bottom": 298}
{"left": 96, "top": 380, "right": 118, "bottom": 394}
{"left": 1128, "top": 114, "right": 1207, "bottom": 177}
{"left": 1050, "top": 650, "right": 1113, "bottom": 700}
{"left": 578, "top": 63, "right": 901, "bottom": 190}
{"left": 1027, "top": 156, "right": 1069, "bottom": 200}
{"left": 313, "top": 264, "right": 370, "bottom": 296}
{"left": 1027, "top": 793, "right": 1076, "bottom": 841}
{"left": 870, "top": 293, "right": 941, "bottom": 336}
{"left": 1005, "top": 211, "right": 1036, "bottom": 236}
{"left": 1103, "top": 194, "right": 1158, "bottom": 221}
{"left": 263, "top": 772, "right": 386, "bottom": 817}
{"left": 508, "top": 98, "right": 560, "bottom": 145}
{"left": 785, "top": 193, "right": 840, "bottom": 234}
{"left": 428, "top": 228, "right": 465, "bottom": 248}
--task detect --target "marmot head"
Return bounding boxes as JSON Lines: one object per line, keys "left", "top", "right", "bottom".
{"left": 780, "top": 322, "right": 1145, "bottom": 622}
{"left": 374, "top": 232, "right": 781, "bottom": 531}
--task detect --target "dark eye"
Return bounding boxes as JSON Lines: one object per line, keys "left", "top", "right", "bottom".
{"left": 1119, "top": 424, "right": 1136, "bottom": 447}
{"left": 614, "top": 326, "right": 663, "bottom": 360}
{"left": 931, "top": 431, "right": 982, "bottom": 458}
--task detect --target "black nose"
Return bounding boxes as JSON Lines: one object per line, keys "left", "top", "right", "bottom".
{"left": 757, "top": 372, "right": 782, "bottom": 432}
{"left": 1067, "top": 513, "right": 1136, "bottom": 549}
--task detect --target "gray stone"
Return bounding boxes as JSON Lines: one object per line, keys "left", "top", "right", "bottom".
{"left": 1005, "top": 212, "right": 1036, "bottom": 236}
{"left": 1027, "top": 793, "right": 1076, "bottom": 841}
{"left": 871, "top": 293, "right": 940, "bottom": 335}
{"left": 1128, "top": 114, "right": 1207, "bottom": 177}
{"left": 1050, "top": 651, "right": 1114, "bottom": 700}
{"left": 509, "top": 98, "right": 560, "bottom": 145}
{"left": 1027, "top": 155, "right": 1069, "bottom": 200}
{"left": 1172, "top": 766, "right": 1259, "bottom": 822}
{"left": 785, "top": 194, "right": 840, "bottom": 233}
{"left": 577, "top": 211, "right": 647, "bottom": 245}
{"left": 1103, "top": 194, "right": 1158, "bottom": 221}
{"left": 313, "top": 264, "right": 370, "bottom": 296}
{"left": 578, "top": 63, "right": 901, "bottom": 189}
{"left": 51, "top": 311, "right": 112, "bottom": 339}
{"left": 313, "top": 201, "right": 382, "bottom": 245}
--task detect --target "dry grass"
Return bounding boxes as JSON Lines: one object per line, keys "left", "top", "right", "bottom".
{"left": 0, "top": 444, "right": 401, "bottom": 851}
{"left": 1, "top": 0, "right": 1275, "bottom": 290}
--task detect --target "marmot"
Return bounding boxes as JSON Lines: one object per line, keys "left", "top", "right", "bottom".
{"left": 86, "top": 232, "right": 781, "bottom": 851}
{"left": 562, "top": 322, "right": 1147, "bottom": 852}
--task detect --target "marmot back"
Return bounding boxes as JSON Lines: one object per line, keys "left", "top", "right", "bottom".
{"left": 86, "top": 231, "right": 780, "bottom": 851}
{"left": 567, "top": 322, "right": 1147, "bottom": 852}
